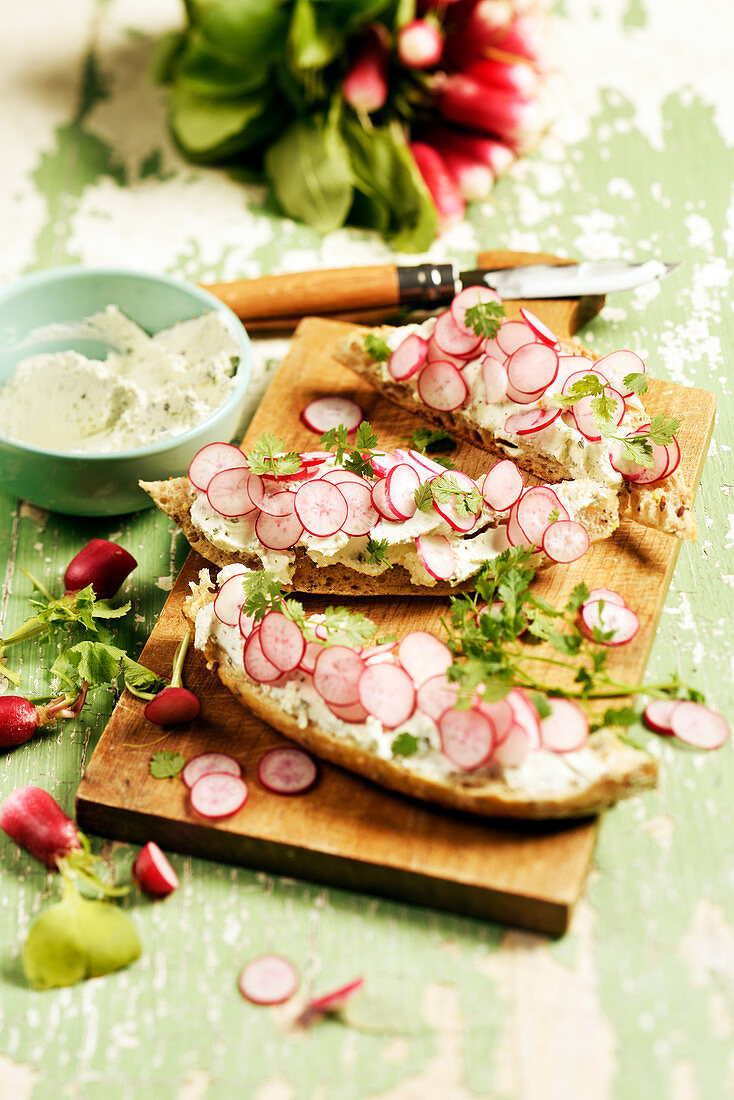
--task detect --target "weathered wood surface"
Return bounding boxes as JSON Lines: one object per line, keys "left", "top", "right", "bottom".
{"left": 1, "top": 2, "right": 733, "bottom": 1098}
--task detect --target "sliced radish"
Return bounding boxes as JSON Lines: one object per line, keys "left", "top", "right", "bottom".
{"left": 519, "top": 307, "right": 560, "bottom": 349}
{"left": 418, "top": 359, "right": 469, "bottom": 411}
{"left": 190, "top": 772, "right": 248, "bottom": 818}
{"left": 388, "top": 333, "right": 428, "bottom": 381}
{"left": 304, "top": 976, "right": 365, "bottom": 1018}
{"left": 426, "top": 335, "right": 466, "bottom": 370}
{"left": 301, "top": 451, "right": 331, "bottom": 466}
{"left": 595, "top": 350, "right": 645, "bottom": 397}
{"left": 505, "top": 500, "right": 528, "bottom": 548}
{"left": 416, "top": 533, "right": 456, "bottom": 580}
{"left": 328, "top": 699, "right": 370, "bottom": 723}
{"left": 255, "top": 508, "right": 304, "bottom": 551}
{"left": 244, "top": 629, "right": 282, "bottom": 683}
{"left": 561, "top": 367, "right": 608, "bottom": 396}
{"left": 385, "top": 463, "right": 420, "bottom": 520}
{"left": 583, "top": 588, "right": 626, "bottom": 609}
{"left": 506, "top": 343, "right": 558, "bottom": 395}
{"left": 481, "top": 355, "right": 509, "bottom": 403}
{"left": 188, "top": 442, "right": 248, "bottom": 492}
{"left": 572, "top": 387, "right": 625, "bottom": 442}
{"left": 433, "top": 309, "right": 482, "bottom": 358}
{"left": 132, "top": 841, "right": 180, "bottom": 898}
{"left": 439, "top": 707, "right": 495, "bottom": 771}
{"left": 669, "top": 701, "right": 729, "bottom": 750}
{"left": 362, "top": 640, "right": 397, "bottom": 664}
{"left": 301, "top": 396, "right": 363, "bottom": 434}
{"left": 340, "top": 482, "right": 380, "bottom": 537}
{"left": 408, "top": 449, "right": 447, "bottom": 476}
{"left": 496, "top": 320, "right": 535, "bottom": 356}
{"left": 392, "top": 449, "right": 433, "bottom": 485}
{"left": 492, "top": 722, "right": 529, "bottom": 767}
{"left": 416, "top": 674, "right": 459, "bottom": 720}
{"left": 370, "top": 479, "right": 399, "bottom": 522}
{"left": 238, "top": 954, "right": 300, "bottom": 1005}
{"left": 516, "top": 486, "right": 568, "bottom": 545}
{"left": 319, "top": 469, "right": 370, "bottom": 488}
{"left": 642, "top": 699, "right": 677, "bottom": 735}
{"left": 182, "top": 752, "right": 242, "bottom": 790}
{"left": 505, "top": 379, "right": 548, "bottom": 406}
{"left": 295, "top": 480, "right": 348, "bottom": 538}
{"left": 239, "top": 605, "right": 258, "bottom": 639}
{"left": 555, "top": 355, "right": 589, "bottom": 392}
{"left": 259, "top": 612, "right": 306, "bottom": 673}
{"left": 662, "top": 436, "right": 681, "bottom": 480}
{"left": 213, "top": 573, "right": 247, "bottom": 627}
{"left": 539, "top": 698, "right": 590, "bottom": 753}
{"left": 244, "top": 473, "right": 266, "bottom": 510}
{"left": 451, "top": 286, "right": 502, "bottom": 336}
{"left": 357, "top": 663, "right": 416, "bottom": 729}
{"left": 298, "top": 640, "right": 322, "bottom": 674}
{"left": 397, "top": 631, "right": 452, "bottom": 685}
{"left": 609, "top": 425, "right": 670, "bottom": 484}
{"left": 481, "top": 460, "right": 524, "bottom": 511}
{"left": 258, "top": 488, "right": 297, "bottom": 518}
{"left": 507, "top": 689, "right": 542, "bottom": 750}
{"left": 541, "top": 520, "right": 590, "bottom": 564}
{"left": 261, "top": 464, "right": 312, "bottom": 483}
{"left": 483, "top": 335, "right": 506, "bottom": 362}
{"left": 207, "top": 467, "right": 258, "bottom": 518}
{"left": 258, "top": 746, "right": 318, "bottom": 794}
{"left": 313, "top": 646, "right": 364, "bottom": 706}
{"left": 504, "top": 406, "right": 561, "bottom": 436}
{"left": 430, "top": 470, "right": 481, "bottom": 533}
{"left": 580, "top": 600, "right": 640, "bottom": 645}
{"left": 476, "top": 698, "right": 514, "bottom": 745}
{"left": 369, "top": 451, "right": 397, "bottom": 478}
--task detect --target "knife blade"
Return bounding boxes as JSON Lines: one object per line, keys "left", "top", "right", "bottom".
{"left": 462, "top": 259, "right": 681, "bottom": 300}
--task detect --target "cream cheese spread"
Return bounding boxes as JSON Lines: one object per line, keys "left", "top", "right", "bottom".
{"left": 0, "top": 305, "right": 241, "bottom": 453}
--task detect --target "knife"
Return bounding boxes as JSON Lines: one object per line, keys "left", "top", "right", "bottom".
{"left": 203, "top": 258, "right": 680, "bottom": 331}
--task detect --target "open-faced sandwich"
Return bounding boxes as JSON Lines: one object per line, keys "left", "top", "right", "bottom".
{"left": 333, "top": 289, "right": 696, "bottom": 541}
{"left": 183, "top": 561, "right": 659, "bottom": 819}
{"left": 142, "top": 429, "right": 621, "bottom": 595}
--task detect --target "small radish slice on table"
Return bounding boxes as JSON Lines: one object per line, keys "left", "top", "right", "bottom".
{"left": 584, "top": 588, "right": 626, "bottom": 609}
{"left": 669, "top": 702, "right": 729, "bottom": 750}
{"left": 418, "top": 360, "right": 469, "bottom": 411}
{"left": 433, "top": 310, "right": 482, "bottom": 358}
{"left": 542, "top": 519, "right": 590, "bottom": 564}
{"left": 388, "top": 333, "right": 428, "bottom": 381}
{"left": 642, "top": 699, "right": 677, "bottom": 735}
{"left": 415, "top": 533, "right": 457, "bottom": 580}
{"left": 519, "top": 307, "right": 560, "bottom": 349}
{"left": 133, "top": 841, "right": 179, "bottom": 898}
{"left": 188, "top": 442, "right": 248, "bottom": 492}
{"left": 64, "top": 538, "right": 137, "bottom": 598}
{"left": 190, "top": 772, "right": 248, "bottom": 819}
{"left": 504, "top": 406, "right": 561, "bottom": 436}
{"left": 257, "top": 488, "right": 297, "bottom": 518}
{"left": 295, "top": 480, "right": 348, "bottom": 537}
{"left": 304, "top": 976, "right": 365, "bottom": 1018}
{"left": 539, "top": 698, "right": 590, "bottom": 753}
{"left": 561, "top": 367, "right": 608, "bottom": 396}
{"left": 385, "top": 463, "right": 420, "bottom": 520}
{"left": 451, "top": 286, "right": 502, "bottom": 336}
{"left": 357, "top": 663, "right": 416, "bottom": 728}
{"left": 259, "top": 611, "right": 306, "bottom": 673}
{"left": 182, "top": 752, "right": 242, "bottom": 789}
{"left": 496, "top": 320, "right": 535, "bottom": 357}
{"left": 238, "top": 954, "right": 300, "bottom": 1006}
{"left": 255, "top": 508, "right": 304, "bottom": 551}
{"left": 506, "top": 342, "right": 559, "bottom": 395}
{"left": 145, "top": 686, "right": 201, "bottom": 726}
{"left": 340, "top": 482, "right": 380, "bottom": 537}
{"left": 397, "top": 631, "right": 452, "bottom": 685}
{"left": 207, "top": 468, "right": 258, "bottom": 518}
{"left": 0, "top": 786, "right": 81, "bottom": 868}
{"left": 301, "top": 397, "right": 363, "bottom": 434}
{"left": 581, "top": 600, "right": 640, "bottom": 645}
{"left": 439, "top": 707, "right": 495, "bottom": 771}
{"left": 571, "top": 387, "right": 625, "bottom": 442}
{"left": 313, "top": 646, "right": 365, "bottom": 706}
{"left": 482, "top": 355, "right": 508, "bottom": 403}
{"left": 258, "top": 746, "right": 319, "bottom": 794}
{"left": 214, "top": 573, "right": 248, "bottom": 627}
{"left": 481, "top": 460, "right": 524, "bottom": 511}
{"left": 595, "top": 350, "right": 645, "bottom": 397}
{"left": 516, "top": 486, "right": 568, "bottom": 545}
{"left": 244, "top": 630, "right": 283, "bottom": 683}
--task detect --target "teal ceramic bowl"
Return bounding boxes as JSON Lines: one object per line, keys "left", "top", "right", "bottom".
{"left": 0, "top": 267, "right": 251, "bottom": 516}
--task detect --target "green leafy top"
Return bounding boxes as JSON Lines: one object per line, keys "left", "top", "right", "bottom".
{"left": 52, "top": 641, "right": 166, "bottom": 697}
{"left": 364, "top": 333, "right": 391, "bottom": 362}
{"left": 463, "top": 300, "right": 505, "bottom": 339}
{"left": 246, "top": 432, "right": 301, "bottom": 477}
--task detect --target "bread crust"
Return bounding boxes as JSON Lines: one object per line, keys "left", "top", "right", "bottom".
{"left": 184, "top": 583, "right": 658, "bottom": 819}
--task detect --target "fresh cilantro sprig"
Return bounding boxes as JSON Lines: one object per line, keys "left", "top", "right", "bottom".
{"left": 624, "top": 372, "right": 648, "bottom": 396}
{"left": 366, "top": 537, "right": 392, "bottom": 568}
{"left": 320, "top": 420, "right": 381, "bottom": 478}
{"left": 414, "top": 482, "right": 434, "bottom": 512}
{"left": 364, "top": 334, "right": 391, "bottom": 362}
{"left": 403, "top": 427, "right": 457, "bottom": 468}
{"left": 149, "top": 750, "right": 185, "bottom": 779}
{"left": 239, "top": 571, "right": 380, "bottom": 648}
{"left": 428, "top": 473, "right": 483, "bottom": 518}
{"left": 311, "top": 607, "right": 380, "bottom": 648}
{"left": 246, "top": 432, "right": 301, "bottom": 478}
{"left": 464, "top": 299, "right": 505, "bottom": 339}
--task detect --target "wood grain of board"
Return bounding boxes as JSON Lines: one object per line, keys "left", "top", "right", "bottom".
{"left": 76, "top": 259, "right": 716, "bottom": 936}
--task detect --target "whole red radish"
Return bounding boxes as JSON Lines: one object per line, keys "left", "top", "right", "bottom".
{"left": 132, "top": 841, "right": 180, "bottom": 898}
{"left": 398, "top": 19, "right": 444, "bottom": 69}
{"left": 141, "top": 629, "right": 201, "bottom": 726}
{"left": 410, "top": 142, "right": 465, "bottom": 228}
{"left": 0, "top": 684, "right": 88, "bottom": 749}
{"left": 64, "top": 539, "right": 137, "bottom": 599}
{"left": 343, "top": 24, "right": 389, "bottom": 115}
{"left": 0, "top": 786, "right": 81, "bottom": 868}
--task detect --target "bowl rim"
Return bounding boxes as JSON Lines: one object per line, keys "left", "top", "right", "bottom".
{"left": 0, "top": 265, "right": 251, "bottom": 462}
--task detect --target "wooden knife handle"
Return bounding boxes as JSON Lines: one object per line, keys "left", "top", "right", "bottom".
{"left": 203, "top": 265, "right": 401, "bottom": 322}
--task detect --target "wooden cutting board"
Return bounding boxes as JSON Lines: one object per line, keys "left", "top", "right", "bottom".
{"left": 76, "top": 252, "right": 716, "bottom": 935}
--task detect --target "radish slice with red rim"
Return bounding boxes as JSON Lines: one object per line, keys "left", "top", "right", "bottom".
{"left": 496, "top": 320, "right": 536, "bottom": 356}
{"left": 416, "top": 674, "right": 459, "bottom": 720}
{"left": 357, "top": 663, "right": 416, "bottom": 729}
{"left": 238, "top": 954, "right": 300, "bottom": 1005}
{"left": 132, "top": 841, "right": 180, "bottom": 898}
{"left": 505, "top": 380, "right": 548, "bottom": 406}
{"left": 505, "top": 500, "right": 529, "bottom": 548}
{"left": 258, "top": 489, "right": 297, "bottom": 518}
{"left": 539, "top": 698, "right": 590, "bottom": 753}
{"left": 492, "top": 722, "right": 529, "bottom": 767}
{"left": 207, "top": 467, "right": 258, "bottom": 518}
{"left": 507, "top": 689, "right": 542, "bottom": 750}
{"left": 213, "top": 573, "right": 247, "bottom": 627}
{"left": 301, "top": 451, "right": 330, "bottom": 466}
{"left": 388, "top": 333, "right": 428, "bottom": 381}
{"left": 580, "top": 600, "right": 640, "bottom": 645}
{"left": 662, "top": 435, "right": 681, "bottom": 479}
{"left": 244, "top": 629, "right": 282, "bottom": 683}
{"left": 519, "top": 308, "right": 560, "bottom": 349}
{"left": 327, "top": 699, "right": 370, "bottom": 723}
{"left": 182, "top": 752, "right": 242, "bottom": 789}
{"left": 397, "top": 631, "right": 452, "bottom": 685}
{"left": 415, "top": 533, "right": 456, "bottom": 580}
{"left": 504, "top": 406, "right": 561, "bottom": 436}
{"left": 481, "top": 355, "right": 509, "bottom": 403}
{"left": 255, "top": 508, "right": 304, "bottom": 551}
{"left": 370, "top": 479, "right": 399, "bottom": 522}
{"left": 516, "top": 486, "right": 568, "bottom": 545}
{"left": 561, "top": 367, "right": 608, "bottom": 396}
{"left": 481, "top": 460, "right": 524, "bottom": 511}
{"left": 301, "top": 396, "right": 363, "bottom": 434}
{"left": 439, "top": 707, "right": 495, "bottom": 771}
{"left": 239, "top": 606, "right": 258, "bottom": 638}
{"left": 642, "top": 699, "right": 677, "bottom": 735}
{"left": 319, "top": 469, "right": 370, "bottom": 488}
{"left": 669, "top": 701, "right": 729, "bottom": 749}
{"left": 451, "top": 286, "right": 502, "bottom": 336}
{"left": 259, "top": 611, "right": 306, "bottom": 672}
{"left": 361, "top": 640, "right": 397, "bottom": 664}
{"left": 595, "top": 350, "right": 645, "bottom": 397}
{"left": 370, "top": 452, "right": 397, "bottom": 478}
{"left": 385, "top": 463, "right": 420, "bottom": 520}
{"left": 506, "top": 342, "right": 559, "bottom": 395}
{"left": 584, "top": 588, "right": 626, "bottom": 609}
{"left": 298, "top": 640, "right": 322, "bottom": 674}
{"left": 258, "top": 746, "right": 319, "bottom": 794}
{"left": 190, "top": 772, "right": 248, "bottom": 818}
{"left": 408, "top": 449, "right": 447, "bottom": 476}
{"left": 541, "top": 519, "right": 590, "bottom": 564}
{"left": 433, "top": 310, "right": 482, "bottom": 358}
{"left": 417, "top": 360, "right": 469, "bottom": 411}
{"left": 609, "top": 424, "right": 670, "bottom": 484}
{"left": 340, "top": 482, "right": 380, "bottom": 537}
{"left": 426, "top": 336, "right": 466, "bottom": 370}
{"left": 429, "top": 470, "right": 481, "bottom": 533}
{"left": 571, "top": 387, "right": 625, "bottom": 442}
{"left": 304, "top": 977, "right": 365, "bottom": 1018}
{"left": 313, "top": 646, "right": 365, "bottom": 706}
{"left": 476, "top": 698, "right": 514, "bottom": 745}
{"left": 188, "top": 442, "right": 248, "bottom": 492}
{"left": 295, "top": 480, "right": 348, "bottom": 537}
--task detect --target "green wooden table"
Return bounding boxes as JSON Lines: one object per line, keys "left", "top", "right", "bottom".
{"left": 1, "top": 2, "right": 733, "bottom": 1096}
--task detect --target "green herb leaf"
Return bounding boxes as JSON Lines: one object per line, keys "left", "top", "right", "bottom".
{"left": 623, "top": 372, "right": 648, "bottom": 396}
{"left": 647, "top": 414, "right": 680, "bottom": 447}
{"left": 413, "top": 482, "right": 434, "bottom": 512}
{"left": 391, "top": 732, "right": 420, "bottom": 757}
{"left": 150, "top": 750, "right": 186, "bottom": 779}
{"left": 530, "top": 692, "right": 552, "bottom": 720}
{"left": 364, "top": 334, "right": 391, "bottom": 362}
{"left": 246, "top": 432, "right": 301, "bottom": 477}
{"left": 463, "top": 300, "right": 505, "bottom": 339}
{"left": 52, "top": 642, "right": 165, "bottom": 696}
{"left": 318, "top": 606, "right": 378, "bottom": 647}
{"left": 404, "top": 427, "right": 457, "bottom": 465}
{"left": 620, "top": 434, "right": 655, "bottom": 468}
{"left": 554, "top": 372, "right": 605, "bottom": 408}
{"left": 366, "top": 537, "right": 391, "bottom": 568}
{"left": 430, "top": 473, "right": 482, "bottom": 518}
{"left": 565, "top": 582, "right": 590, "bottom": 613}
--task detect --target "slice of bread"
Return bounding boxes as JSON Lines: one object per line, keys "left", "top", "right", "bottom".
{"left": 184, "top": 581, "right": 658, "bottom": 819}
{"left": 335, "top": 326, "right": 697, "bottom": 541}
